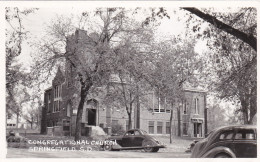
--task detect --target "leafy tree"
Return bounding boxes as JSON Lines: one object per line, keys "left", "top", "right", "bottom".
{"left": 187, "top": 8, "right": 257, "bottom": 124}
{"left": 183, "top": 7, "right": 256, "bottom": 51}
{"left": 103, "top": 26, "right": 155, "bottom": 130}
{"left": 207, "top": 100, "right": 228, "bottom": 132}
{"left": 6, "top": 7, "right": 37, "bottom": 125}
{"left": 23, "top": 106, "right": 40, "bottom": 129}
{"left": 31, "top": 8, "right": 155, "bottom": 140}
{"left": 146, "top": 7, "right": 257, "bottom": 124}
{"left": 137, "top": 37, "right": 202, "bottom": 142}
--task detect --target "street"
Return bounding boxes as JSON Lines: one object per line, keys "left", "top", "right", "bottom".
{"left": 6, "top": 148, "right": 191, "bottom": 158}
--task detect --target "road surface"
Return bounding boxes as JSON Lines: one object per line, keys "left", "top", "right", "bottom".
{"left": 6, "top": 148, "right": 191, "bottom": 158}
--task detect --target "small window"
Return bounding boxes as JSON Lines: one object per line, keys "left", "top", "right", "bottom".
{"left": 126, "top": 130, "right": 134, "bottom": 136}
{"left": 148, "top": 121, "right": 154, "bottom": 134}
{"left": 183, "top": 100, "right": 187, "bottom": 114}
{"left": 67, "top": 103, "right": 71, "bottom": 117}
{"left": 7, "top": 114, "right": 12, "bottom": 119}
{"left": 195, "top": 98, "right": 199, "bottom": 114}
{"left": 235, "top": 129, "right": 255, "bottom": 140}
{"left": 134, "top": 130, "right": 141, "bottom": 135}
{"left": 157, "top": 121, "right": 163, "bottom": 134}
{"left": 63, "top": 120, "right": 70, "bottom": 131}
{"left": 219, "top": 131, "right": 234, "bottom": 140}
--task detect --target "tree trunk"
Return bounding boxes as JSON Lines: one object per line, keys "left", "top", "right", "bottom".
{"left": 249, "top": 90, "right": 256, "bottom": 124}
{"left": 177, "top": 107, "right": 181, "bottom": 137}
{"left": 240, "top": 98, "right": 249, "bottom": 124}
{"left": 16, "top": 110, "right": 19, "bottom": 128}
{"left": 74, "top": 82, "right": 92, "bottom": 141}
{"left": 136, "top": 86, "right": 140, "bottom": 129}
{"left": 128, "top": 112, "right": 132, "bottom": 130}
{"left": 169, "top": 102, "right": 173, "bottom": 144}
{"left": 40, "top": 105, "right": 47, "bottom": 134}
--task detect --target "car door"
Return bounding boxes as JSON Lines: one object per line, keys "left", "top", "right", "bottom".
{"left": 217, "top": 130, "right": 235, "bottom": 150}
{"left": 132, "top": 130, "right": 145, "bottom": 147}
{"left": 122, "top": 130, "right": 135, "bottom": 147}
{"left": 233, "top": 128, "right": 257, "bottom": 158}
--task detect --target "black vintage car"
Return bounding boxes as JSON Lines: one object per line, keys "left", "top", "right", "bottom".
{"left": 102, "top": 129, "right": 166, "bottom": 152}
{"left": 191, "top": 125, "right": 257, "bottom": 158}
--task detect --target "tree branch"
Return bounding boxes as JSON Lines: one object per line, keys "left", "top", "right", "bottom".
{"left": 183, "top": 7, "right": 257, "bottom": 51}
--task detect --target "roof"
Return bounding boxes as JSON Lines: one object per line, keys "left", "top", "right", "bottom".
{"left": 211, "top": 125, "right": 257, "bottom": 133}
{"left": 45, "top": 86, "right": 52, "bottom": 91}
{"left": 183, "top": 88, "right": 207, "bottom": 93}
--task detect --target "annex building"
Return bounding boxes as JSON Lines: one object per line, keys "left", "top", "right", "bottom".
{"left": 41, "top": 30, "right": 207, "bottom": 138}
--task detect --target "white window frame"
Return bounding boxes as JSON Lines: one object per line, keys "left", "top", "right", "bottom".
{"left": 195, "top": 98, "right": 199, "bottom": 114}
{"left": 53, "top": 85, "right": 62, "bottom": 112}
{"left": 152, "top": 90, "right": 170, "bottom": 113}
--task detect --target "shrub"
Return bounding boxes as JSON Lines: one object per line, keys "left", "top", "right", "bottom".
{"left": 112, "top": 124, "right": 125, "bottom": 135}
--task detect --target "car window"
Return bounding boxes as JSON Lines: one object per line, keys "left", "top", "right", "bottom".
{"left": 134, "top": 130, "right": 141, "bottom": 135}
{"left": 140, "top": 130, "right": 148, "bottom": 135}
{"left": 235, "top": 129, "right": 255, "bottom": 140}
{"left": 219, "top": 131, "right": 234, "bottom": 140}
{"left": 125, "top": 131, "right": 135, "bottom": 136}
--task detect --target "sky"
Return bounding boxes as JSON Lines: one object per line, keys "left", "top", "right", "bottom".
{"left": 16, "top": 7, "right": 189, "bottom": 70}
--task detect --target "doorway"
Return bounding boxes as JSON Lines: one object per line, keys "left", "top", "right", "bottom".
{"left": 88, "top": 109, "right": 96, "bottom": 126}
{"left": 193, "top": 123, "right": 202, "bottom": 137}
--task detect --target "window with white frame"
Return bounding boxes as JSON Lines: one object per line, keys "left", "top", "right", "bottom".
{"left": 47, "top": 93, "right": 51, "bottom": 113}
{"left": 157, "top": 121, "right": 163, "bottom": 134}
{"left": 53, "top": 85, "right": 62, "bottom": 112}
{"left": 66, "top": 103, "right": 71, "bottom": 117}
{"left": 183, "top": 100, "right": 187, "bottom": 114}
{"left": 194, "top": 98, "right": 199, "bottom": 114}
{"left": 148, "top": 121, "right": 154, "bottom": 134}
{"left": 152, "top": 90, "right": 170, "bottom": 113}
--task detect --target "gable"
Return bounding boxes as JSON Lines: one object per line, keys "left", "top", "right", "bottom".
{"left": 52, "top": 67, "right": 65, "bottom": 86}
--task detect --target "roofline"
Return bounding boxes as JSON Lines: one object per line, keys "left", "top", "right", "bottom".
{"left": 45, "top": 86, "right": 52, "bottom": 91}
{"left": 212, "top": 125, "right": 257, "bottom": 132}
{"left": 183, "top": 88, "right": 207, "bottom": 93}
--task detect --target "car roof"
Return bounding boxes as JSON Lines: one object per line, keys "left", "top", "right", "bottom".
{"left": 127, "top": 129, "right": 143, "bottom": 131}
{"left": 212, "top": 125, "right": 257, "bottom": 133}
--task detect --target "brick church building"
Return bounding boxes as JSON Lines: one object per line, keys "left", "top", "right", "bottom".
{"left": 41, "top": 30, "right": 207, "bottom": 138}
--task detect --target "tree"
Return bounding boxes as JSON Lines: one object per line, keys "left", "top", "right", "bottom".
{"left": 145, "top": 8, "right": 257, "bottom": 124}
{"left": 6, "top": 7, "right": 37, "bottom": 125}
{"left": 137, "top": 37, "right": 202, "bottom": 142}
{"left": 31, "top": 8, "right": 155, "bottom": 140}
{"left": 187, "top": 8, "right": 257, "bottom": 124}
{"left": 23, "top": 107, "right": 40, "bottom": 129}
{"left": 102, "top": 26, "right": 155, "bottom": 130}
{"left": 207, "top": 100, "right": 228, "bottom": 132}
{"left": 183, "top": 7, "right": 257, "bottom": 51}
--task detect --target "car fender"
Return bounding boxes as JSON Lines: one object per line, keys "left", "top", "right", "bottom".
{"left": 142, "top": 139, "right": 157, "bottom": 147}
{"left": 202, "top": 146, "right": 236, "bottom": 158}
